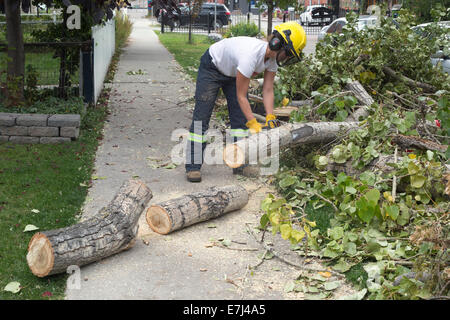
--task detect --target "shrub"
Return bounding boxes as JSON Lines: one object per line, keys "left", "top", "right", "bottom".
{"left": 222, "top": 22, "right": 265, "bottom": 38}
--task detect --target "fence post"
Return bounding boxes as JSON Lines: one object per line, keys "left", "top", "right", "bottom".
{"left": 80, "top": 40, "right": 94, "bottom": 104}
{"left": 208, "top": 13, "right": 210, "bottom": 34}
{"left": 258, "top": 10, "right": 261, "bottom": 33}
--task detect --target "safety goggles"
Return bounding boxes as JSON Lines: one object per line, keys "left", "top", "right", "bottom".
{"left": 275, "top": 30, "right": 302, "bottom": 67}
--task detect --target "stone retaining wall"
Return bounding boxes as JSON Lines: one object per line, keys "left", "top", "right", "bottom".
{"left": 0, "top": 113, "right": 81, "bottom": 144}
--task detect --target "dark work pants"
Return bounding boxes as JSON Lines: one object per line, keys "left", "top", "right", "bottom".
{"left": 185, "top": 49, "right": 248, "bottom": 172}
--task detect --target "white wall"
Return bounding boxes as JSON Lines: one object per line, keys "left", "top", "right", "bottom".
{"left": 92, "top": 19, "right": 115, "bottom": 104}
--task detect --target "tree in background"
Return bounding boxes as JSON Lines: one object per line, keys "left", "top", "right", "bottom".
{"left": 257, "top": 0, "right": 299, "bottom": 37}
{"left": 401, "top": 0, "right": 450, "bottom": 23}
{"left": 0, "top": 0, "right": 121, "bottom": 104}
{"left": 1, "top": 0, "right": 29, "bottom": 104}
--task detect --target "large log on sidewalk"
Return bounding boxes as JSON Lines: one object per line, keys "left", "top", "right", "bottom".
{"left": 223, "top": 121, "right": 359, "bottom": 168}
{"left": 26, "top": 179, "right": 153, "bottom": 277}
{"left": 146, "top": 185, "right": 248, "bottom": 234}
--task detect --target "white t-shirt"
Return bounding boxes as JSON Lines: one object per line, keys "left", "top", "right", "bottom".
{"left": 208, "top": 36, "right": 278, "bottom": 78}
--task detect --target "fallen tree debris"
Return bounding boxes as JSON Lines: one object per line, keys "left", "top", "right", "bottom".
{"left": 26, "top": 179, "right": 152, "bottom": 277}
{"left": 146, "top": 185, "right": 249, "bottom": 234}
{"left": 223, "top": 121, "right": 359, "bottom": 168}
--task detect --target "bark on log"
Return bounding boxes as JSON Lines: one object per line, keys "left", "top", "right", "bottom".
{"left": 345, "top": 80, "right": 375, "bottom": 122}
{"left": 26, "top": 179, "right": 152, "bottom": 277}
{"left": 382, "top": 66, "right": 436, "bottom": 93}
{"left": 326, "top": 154, "right": 397, "bottom": 176}
{"left": 146, "top": 185, "right": 248, "bottom": 234}
{"left": 223, "top": 121, "right": 359, "bottom": 168}
{"left": 392, "top": 134, "right": 448, "bottom": 153}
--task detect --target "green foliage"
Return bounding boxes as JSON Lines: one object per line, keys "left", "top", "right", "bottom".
{"left": 0, "top": 98, "right": 108, "bottom": 300}
{"left": 258, "top": 10, "right": 449, "bottom": 299}
{"left": 222, "top": 22, "right": 264, "bottom": 38}
{"left": 0, "top": 95, "right": 84, "bottom": 114}
{"left": 402, "top": 0, "right": 450, "bottom": 23}
{"left": 279, "top": 12, "right": 450, "bottom": 106}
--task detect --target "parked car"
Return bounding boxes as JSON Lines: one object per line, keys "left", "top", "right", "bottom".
{"left": 300, "top": 5, "right": 328, "bottom": 26}
{"left": 177, "top": 3, "right": 231, "bottom": 29}
{"left": 412, "top": 21, "right": 450, "bottom": 74}
{"left": 317, "top": 16, "right": 379, "bottom": 41}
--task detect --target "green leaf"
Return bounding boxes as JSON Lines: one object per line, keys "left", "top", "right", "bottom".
{"left": 344, "top": 242, "right": 357, "bottom": 256}
{"left": 334, "top": 100, "right": 346, "bottom": 108}
{"left": 4, "top": 281, "right": 21, "bottom": 294}
{"left": 386, "top": 205, "right": 399, "bottom": 221}
{"left": 280, "top": 224, "right": 292, "bottom": 240}
{"left": 359, "top": 171, "right": 376, "bottom": 186}
{"left": 260, "top": 214, "right": 269, "bottom": 229}
{"left": 328, "top": 226, "right": 344, "bottom": 240}
{"left": 291, "top": 229, "right": 306, "bottom": 242}
{"left": 345, "top": 186, "right": 357, "bottom": 194}
{"left": 23, "top": 224, "right": 39, "bottom": 232}
{"left": 163, "top": 163, "right": 177, "bottom": 169}
{"left": 324, "top": 281, "right": 341, "bottom": 291}
{"left": 407, "top": 162, "right": 420, "bottom": 175}
{"left": 279, "top": 176, "right": 298, "bottom": 189}
{"left": 284, "top": 281, "right": 295, "bottom": 293}
{"left": 221, "top": 239, "right": 232, "bottom": 247}
{"left": 323, "top": 247, "right": 340, "bottom": 258}
{"left": 332, "top": 258, "right": 353, "bottom": 272}
{"left": 410, "top": 174, "right": 426, "bottom": 188}
{"left": 365, "top": 189, "right": 380, "bottom": 205}
{"left": 332, "top": 145, "right": 349, "bottom": 164}
{"left": 318, "top": 156, "right": 328, "bottom": 166}
{"left": 356, "top": 196, "right": 375, "bottom": 223}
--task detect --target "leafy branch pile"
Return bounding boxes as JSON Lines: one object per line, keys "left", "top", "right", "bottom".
{"left": 261, "top": 11, "right": 450, "bottom": 300}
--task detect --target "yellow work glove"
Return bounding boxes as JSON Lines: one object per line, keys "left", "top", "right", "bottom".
{"left": 246, "top": 118, "right": 262, "bottom": 134}
{"left": 264, "top": 114, "right": 282, "bottom": 129}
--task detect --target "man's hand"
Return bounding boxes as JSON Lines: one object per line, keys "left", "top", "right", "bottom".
{"left": 246, "top": 118, "right": 262, "bottom": 134}
{"left": 264, "top": 114, "right": 281, "bottom": 129}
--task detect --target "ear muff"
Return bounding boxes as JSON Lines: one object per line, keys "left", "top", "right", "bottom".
{"left": 269, "top": 34, "right": 283, "bottom": 51}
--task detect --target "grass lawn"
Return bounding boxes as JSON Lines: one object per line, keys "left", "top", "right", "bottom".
{"left": 0, "top": 51, "right": 79, "bottom": 86}
{"left": 0, "top": 101, "right": 108, "bottom": 300}
{"left": 154, "top": 31, "right": 213, "bottom": 80}
{"left": 0, "top": 10, "right": 132, "bottom": 300}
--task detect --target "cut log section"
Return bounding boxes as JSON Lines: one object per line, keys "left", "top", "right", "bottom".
{"left": 26, "top": 179, "right": 152, "bottom": 277}
{"left": 223, "top": 121, "right": 359, "bottom": 168}
{"left": 146, "top": 185, "right": 248, "bottom": 234}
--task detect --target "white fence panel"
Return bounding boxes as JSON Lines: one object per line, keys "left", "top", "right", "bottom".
{"left": 92, "top": 19, "right": 115, "bottom": 104}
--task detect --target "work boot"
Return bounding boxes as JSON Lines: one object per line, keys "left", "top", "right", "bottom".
{"left": 232, "top": 165, "right": 260, "bottom": 178}
{"left": 186, "top": 170, "right": 202, "bottom": 182}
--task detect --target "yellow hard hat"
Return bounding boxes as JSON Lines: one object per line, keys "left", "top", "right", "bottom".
{"left": 273, "top": 22, "right": 306, "bottom": 64}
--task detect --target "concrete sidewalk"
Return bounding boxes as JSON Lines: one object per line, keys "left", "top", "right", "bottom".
{"left": 65, "top": 15, "right": 353, "bottom": 300}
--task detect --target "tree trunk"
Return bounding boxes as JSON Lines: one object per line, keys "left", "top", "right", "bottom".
{"left": 345, "top": 80, "right": 374, "bottom": 122}
{"left": 326, "top": 154, "right": 397, "bottom": 176}
{"left": 5, "top": 0, "right": 25, "bottom": 102}
{"left": 27, "top": 179, "right": 153, "bottom": 277}
{"left": 223, "top": 121, "right": 359, "bottom": 168}
{"left": 392, "top": 134, "right": 448, "bottom": 153}
{"left": 383, "top": 66, "right": 436, "bottom": 93}
{"left": 267, "top": 2, "right": 273, "bottom": 38}
{"left": 146, "top": 185, "right": 248, "bottom": 234}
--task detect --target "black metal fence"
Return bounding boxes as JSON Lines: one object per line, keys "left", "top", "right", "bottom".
{"left": 158, "top": 11, "right": 326, "bottom": 36}
{"left": 0, "top": 19, "right": 85, "bottom": 99}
